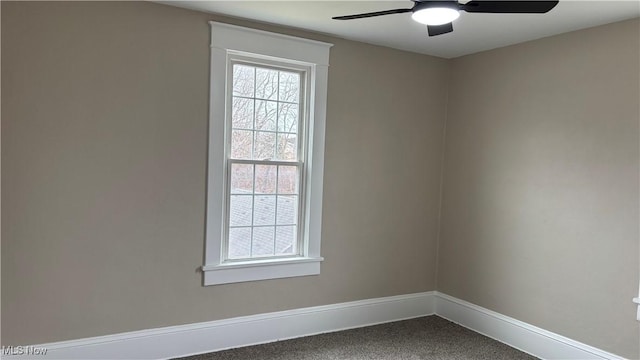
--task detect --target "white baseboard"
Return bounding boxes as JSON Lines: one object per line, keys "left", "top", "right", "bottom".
{"left": 4, "top": 291, "right": 625, "bottom": 360}
{"left": 434, "top": 292, "right": 625, "bottom": 360}
{"left": 5, "top": 292, "right": 435, "bottom": 360}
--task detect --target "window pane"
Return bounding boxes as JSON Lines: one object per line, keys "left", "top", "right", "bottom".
{"left": 253, "top": 227, "right": 275, "bottom": 256}
{"left": 278, "top": 71, "right": 300, "bottom": 103}
{"left": 255, "top": 165, "right": 276, "bottom": 194}
{"left": 228, "top": 227, "right": 252, "bottom": 259}
{"left": 277, "top": 166, "right": 298, "bottom": 194}
{"left": 275, "top": 226, "right": 296, "bottom": 255}
{"left": 255, "top": 68, "right": 278, "bottom": 100}
{"left": 229, "top": 195, "right": 253, "bottom": 227}
{"left": 276, "top": 134, "right": 298, "bottom": 161}
{"left": 230, "top": 164, "right": 253, "bottom": 194}
{"left": 232, "top": 64, "right": 254, "bottom": 97}
{"left": 277, "top": 103, "right": 298, "bottom": 133}
{"left": 226, "top": 64, "right": 306, "bottom": 261}
{"left": 231, "top": 130, "right": 252, "bottom": 160}
{"left": 255, "top": 100, "right": 277, "bottom": 131}
{"left": 276, "top": 195, "right": 297, "bottom": 225}
{"left": 254, "top": 131, "right": 276, "bottom": 160}
{"left": 253, "top": 195, "right": 276, "bottom": 226}
{"left": 232, "top": 97, "right": 254, "bottom": 130}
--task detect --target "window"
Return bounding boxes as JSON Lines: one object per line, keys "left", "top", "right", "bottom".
{"left": 227, "top": 61, "right": 305, "bottom": 260}
{"left": 204, "top": 22, "right": 332, "bottom": 285}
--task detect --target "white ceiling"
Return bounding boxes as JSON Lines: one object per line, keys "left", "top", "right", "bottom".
{"left": 162, "top": 1, "right": 640, "bottom": 58}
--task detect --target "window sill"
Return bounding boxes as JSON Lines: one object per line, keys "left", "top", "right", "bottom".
{"left": 203, "top": 257, "right": 324, "bottom": 285}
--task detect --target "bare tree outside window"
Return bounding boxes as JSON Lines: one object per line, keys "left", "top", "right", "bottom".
{"left": 227, "top": 63, "right": 303, "bottom": 259}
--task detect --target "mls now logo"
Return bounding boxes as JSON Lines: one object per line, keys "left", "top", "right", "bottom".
{"left": 1, "top": 346, "right": 48, "bottom": 356}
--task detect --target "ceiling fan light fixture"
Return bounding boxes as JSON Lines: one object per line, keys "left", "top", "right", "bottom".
{"left": 411, "top": 7, "right": 460, "bottom": 26}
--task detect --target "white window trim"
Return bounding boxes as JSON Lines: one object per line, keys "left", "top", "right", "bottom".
{"left": 204, "top": 22, "right": 332, "bottom": 286}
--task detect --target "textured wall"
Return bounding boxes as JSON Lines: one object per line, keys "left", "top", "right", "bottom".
{"left": 1, "top": 1, "right": 449, "bottom": 345}
{"left": 438, "top": 19, "right": 640, "bottom": 359}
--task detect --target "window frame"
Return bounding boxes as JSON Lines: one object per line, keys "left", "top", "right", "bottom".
{"left": 204, "top": 22, "right": 332, "bottom": 286}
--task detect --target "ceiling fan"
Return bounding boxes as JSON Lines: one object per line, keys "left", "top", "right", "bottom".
{"left": 332, "top": 1, "right": 560, "bottom": 37}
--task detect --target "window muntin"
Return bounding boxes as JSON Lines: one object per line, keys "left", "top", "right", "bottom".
{"left": 224, "top": 59, "right": 308, "bottom": 262}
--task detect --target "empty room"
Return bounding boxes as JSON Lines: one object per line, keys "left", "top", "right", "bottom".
{"left": 2, "top": 1, "right": 639, "bottom": 359}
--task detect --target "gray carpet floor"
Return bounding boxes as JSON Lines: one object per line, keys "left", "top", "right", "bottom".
{"left": 176, "top": 316, "right": 538, "bottom": 360}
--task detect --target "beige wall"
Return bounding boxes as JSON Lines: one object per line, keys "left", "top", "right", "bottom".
{"left": 1, "top": 1, "right": 449, "bottom": 345}
{"left": 438, "top": 19, "right": 640, "bottom": 358}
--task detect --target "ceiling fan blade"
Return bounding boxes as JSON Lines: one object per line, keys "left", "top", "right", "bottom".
{"left": 462, "top": 1, "right": 559, "bottom": 13}
{"left": 332, "top": 8, "right": 412, "bottom": 20}
{"left": 428, "top": 23, "right": 454, "bottom": 36}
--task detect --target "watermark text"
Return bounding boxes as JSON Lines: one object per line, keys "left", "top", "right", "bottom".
{"left": 1, "top": 346, "right": 48, "bottom": 356}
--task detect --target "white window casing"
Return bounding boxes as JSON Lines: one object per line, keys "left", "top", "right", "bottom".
{"left": 204, "top": 22, "right": 332, "bottom": 285}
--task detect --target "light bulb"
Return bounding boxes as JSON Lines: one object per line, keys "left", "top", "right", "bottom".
{"left": 411, "top": 7, "right": 460, "bottom": 26}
